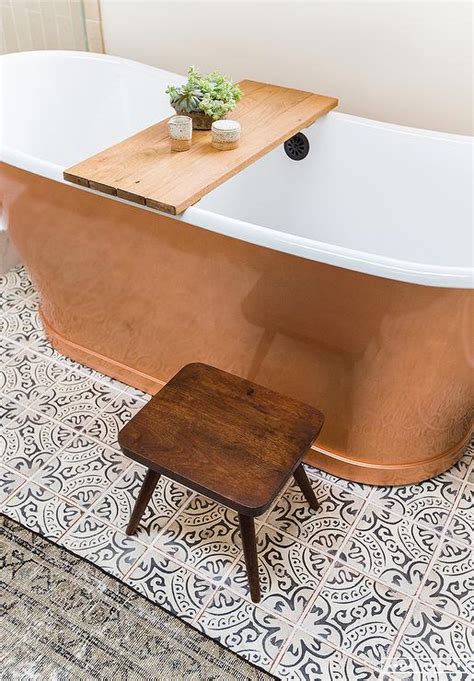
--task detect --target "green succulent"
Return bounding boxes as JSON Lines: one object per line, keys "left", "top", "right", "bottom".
{"left": 166, "top": 66, "right": 242, "bottom": 120}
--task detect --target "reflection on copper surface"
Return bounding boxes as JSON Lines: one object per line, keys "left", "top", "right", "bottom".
{"left": 2, "top": 162, "right": 473, "bottom": 484}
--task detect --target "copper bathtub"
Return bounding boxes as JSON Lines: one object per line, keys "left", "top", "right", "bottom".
{"left": 1, "top": 51, "right": 472, "bottom": 484}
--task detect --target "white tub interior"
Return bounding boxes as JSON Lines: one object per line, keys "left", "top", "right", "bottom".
{"left": 199, "top": 116, "right": 472, "bottom": 268}
{"left": 0, "top": 51, "right": 184, "bottom": 168}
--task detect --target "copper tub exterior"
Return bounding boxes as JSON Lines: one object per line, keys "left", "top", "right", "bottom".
{"left": 2, "top": 163, "right": 472, "bottom": 485}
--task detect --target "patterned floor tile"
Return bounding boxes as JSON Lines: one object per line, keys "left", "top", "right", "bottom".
{"left": 301, "top": 563, "right": 410, "bottom": 669}
{"left": 276, "top": 629, "right": 383, "bottom": 680}
{"left": 369, "top": 473, "right": 462, "bottom": 534}
{"left": 0, "top": 348, "right": 68, "bottom": 406}
{"left": 0, "top": 289, "right": 25, "bottom": 314}
{"left": 0, "top": 409, "right": 75, "bottom": 476}
{"left": 418, "top": 537, "right": 473, "bottom": 622}
{"left": 0, "top": 337, "right": 22, "bottom": 366}
{"left": 82, "top": 391, "right": 146, "bottom": 449}
{"left": 125, "top": 547, "right": 215, "bottom": 622}
{"left": 446, "top": 483, "right": 473, "bottom": 547}
{"left": 75, "top": 365, "right": 132, "bottom": 393}
{"left": 0, "top": 272, "right": 35, "bottom": 315}
{"left": 45, "top": 350, "right": 133, "bottom": 393}
{"left": 124, "top": 384, "right": 152, "bottom": 402}
{"left": 33, "top": 434, "right": 130, "bottom": 509}
{"left": 19, "top": 333, "right": 65, "bottom": 361}
{"left": 60, "top": 515, "right": 146, "bottom": 579}
{"left": 266, "top": 479, "right": 364, "bottom": 555}
{"left": 18, "top": 335, "right": 132, "bottom": 398}
{"left": 339, "top": 504, "right": 440, "bottom": 596}
{"left": 305, "top": 463, "right": 372, "bottom": 499}
{"left": 154, "top": 494, "right": 241, "bottom": 582}
{"left": 0, "top": 265, "right": 35, "bottom": 300}
{"left": 388, "top": 603, "right": 474, "bottom": 680}
{"left": 91, "top": 463, "right": 192, "bottom": 543}
{"left": 0, "top": 464, "right": 26, "bottom": 505}
{"left": 0, "top": 393, "right": 26, "bottom": 425}
{"left": 30, "top": 370, "right": 121, "bottom": 431}
{"left": 0, "top": 297, "right": 46, "bottom": 344}
{"left": 0, "top": 292, "right": 36, "bottom": 317}
{"left": 226, "top": 525, "right": 332, "bottom": 622}
{"left": 3, "top": 481, "right": 83, "bottom": 540}
{"left": 446, "top": 440, "right": 473, "bottom": 481}
{"left": 196, "top": 588, "right": 293, "bottom": 671}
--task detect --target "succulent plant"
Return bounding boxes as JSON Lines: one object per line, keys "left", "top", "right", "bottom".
{"left": 166, "top": 66, "right": 241, "bottom": 121}
{"left": 167, "top": 80, "right": 203, "bottom": 114}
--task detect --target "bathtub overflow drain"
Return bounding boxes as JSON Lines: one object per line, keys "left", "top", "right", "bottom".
{"left": 284, "top": 133, "right": 310, "bottom": 160}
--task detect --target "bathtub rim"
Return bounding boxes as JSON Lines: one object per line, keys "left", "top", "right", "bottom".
{"left": 1, "top": 50, "right": 473, "bottom": 289}
{"left": 2, "top": 159, "right": 472, "bottom": 289}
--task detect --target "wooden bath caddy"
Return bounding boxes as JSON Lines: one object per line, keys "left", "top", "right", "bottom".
{"left": 64, "top": 80, "right": 337, "bottom": 215}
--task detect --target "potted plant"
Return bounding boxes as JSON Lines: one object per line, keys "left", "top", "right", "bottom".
{"left": 166, "top": 66, "right": 242, "bottom": 130}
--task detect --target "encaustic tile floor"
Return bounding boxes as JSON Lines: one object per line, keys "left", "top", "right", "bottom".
{"left": 1, "top": 266, "right": 473, "bottom": 681}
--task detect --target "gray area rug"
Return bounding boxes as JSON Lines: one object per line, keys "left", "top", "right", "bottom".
{"left": 1, "top": 515, "right": 273, "bottom": 680}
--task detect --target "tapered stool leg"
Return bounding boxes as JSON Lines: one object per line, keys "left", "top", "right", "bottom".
{"left": 126, "top": 468, "right": 160, "bottom": 535}
{"left": 238, "top": 514, "right": 261, "bottom": 603}
{"left": 294, "top": 464, "right": 319, "bottom": 510}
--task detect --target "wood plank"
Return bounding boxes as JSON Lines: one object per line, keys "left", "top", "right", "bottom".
{"left": 64, "top": 80, "right": 338, "bottom": 215}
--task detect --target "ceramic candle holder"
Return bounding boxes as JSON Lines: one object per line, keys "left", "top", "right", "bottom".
{"left": 211, "top": 120, "right": 241, "bottom": 150}
{"left": 168, "top": 115, "right": 192, "bottom": 151}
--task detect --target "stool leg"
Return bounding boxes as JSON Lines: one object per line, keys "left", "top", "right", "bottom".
{"left": 238, "top": 514, "right": 261, "bottom": 603}
{"left": 126, "top": 469, "right": 160, "bottom": 535}
{"left": 294, "top": 464, "right": 319, "bottom": 510}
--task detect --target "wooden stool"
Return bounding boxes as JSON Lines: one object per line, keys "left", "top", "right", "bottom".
{"left": 118, "top": 363, "right": 324, "bottom": 603}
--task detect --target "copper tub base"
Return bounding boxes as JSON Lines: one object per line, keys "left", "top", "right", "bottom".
{"left": 41, "top": 306, "right": 472, "bottom": 487}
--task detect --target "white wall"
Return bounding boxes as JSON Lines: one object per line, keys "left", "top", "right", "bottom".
{"left": 100, "top": 0, "right": 472, "bottom": 136}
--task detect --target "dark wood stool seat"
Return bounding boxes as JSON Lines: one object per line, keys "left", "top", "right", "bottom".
{"left": 118, "top": 363, "right": 324, "bottom": 602}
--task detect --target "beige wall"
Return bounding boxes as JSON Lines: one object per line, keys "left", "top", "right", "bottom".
{"left": 0, "top": 0, "right": 104, "bottom": 55}
{"left": 101, "top": 0, "right": 473, "bottom": 135}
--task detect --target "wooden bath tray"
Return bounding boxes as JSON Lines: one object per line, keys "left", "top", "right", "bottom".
{"left": 64, "top": 80, "right": 338, "bottom": 215}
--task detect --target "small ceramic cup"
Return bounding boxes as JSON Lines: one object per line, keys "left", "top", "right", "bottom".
{"left": 211, "top": 120, "right": 241, "bottom": 150}
{"left": 168, "top": 115, "right": 192, "bottom": 151}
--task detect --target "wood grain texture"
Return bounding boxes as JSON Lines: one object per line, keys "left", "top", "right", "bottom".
{"left": 238, "top": 514, "right": 261, "bottom": 602}
{"left": 118, "top": 362, "right": 324, "bottom": 515}
{"left": 63, "top": 80, "right": 338, "bottom": 214}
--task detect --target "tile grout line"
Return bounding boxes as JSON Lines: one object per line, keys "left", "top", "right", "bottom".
{"left": 189, "top": 479, "right": 298, "bottom": 626}
{"left": 269, "top": 495, "right": 472, "bottom": 620}
{"left": 304, "top": 465, "right": 373, "bottom": 496}
{"left": 380, "top": 474, "right": 471, "bottom": 676}
{"left": 5, "top": 451, "right": 472, "bottom": 635}
{"left": 119, "top": 491, "right": 199, "bottom": 581}
{"left": 0, "top": 324, "right": 138, "bottom": 399}
{"left": 0, "top": 290, "right": 38, "bottom": 318}
{"left": 269, "top": 488, "right": 378, "bottom": 674}
{"left": 0, "top": 394, "right": 133, "bottom": 493}
{"left": 284, "top": 464, "right": 469, "bottom": 547}
{"left": 0, "top": 467, "right": 30, "bottom": 509}
{"left": 3, "top": 421, "right": 471, "bottom": 556}
{"left": 0, "top": 376, "right": 135, "bottom": 452}
{"left": 189, "top": 521, "right": 268, "bottom": 627}
{"left": 3, "top": 427, "right": 472, "bottom": 637}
